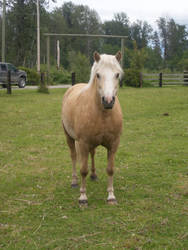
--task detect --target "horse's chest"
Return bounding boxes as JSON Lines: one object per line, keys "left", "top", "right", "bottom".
{"left": 83, "top": 116, "right": 121, "bottom": 145}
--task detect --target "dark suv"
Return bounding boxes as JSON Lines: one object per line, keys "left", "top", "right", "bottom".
{"left": 0, "top": 62, "right": 27, "bottom": 88}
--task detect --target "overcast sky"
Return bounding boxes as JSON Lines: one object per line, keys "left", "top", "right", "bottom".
{"left": 50, "top": 0, "right": 188, "bottom": 28}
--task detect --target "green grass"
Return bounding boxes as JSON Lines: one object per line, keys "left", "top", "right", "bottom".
{"left": 0, "top": 86, "right": 188, "bottom": 249}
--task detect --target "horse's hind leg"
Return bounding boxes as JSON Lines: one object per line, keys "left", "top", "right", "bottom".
{"left": 90, "top": 149, "right": 97, "bottom": 181}
{"left": 63, "top": 128, "right": 78, "bottom": 187}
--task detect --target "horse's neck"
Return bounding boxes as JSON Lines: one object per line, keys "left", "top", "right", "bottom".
{"left": 88, "top": 79, "right": 100, "bottom": 100}
{"left": 87, "top": 78, "right": 102, "bottom": 108}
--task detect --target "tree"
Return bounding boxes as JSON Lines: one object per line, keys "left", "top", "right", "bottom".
{"left": 167, "top": 19, "right": 187, "bottom": 70}
{"left": 61, "top": 1, "right": 102, "bottom": 59}
{"left": 157, "top": 17, "right": 188, "bottom": 70}
{"left": 131, "top": 20, "right": 153, "bottom": 49}
{"left": 0, "top": 15, "right": 2, "bottom": 58}
{"left": 157, "top": 17, "right": 168, "bottom": 66}
{"left": 1, "top": 0, "right": 188, "bottom": 73}
{"left": 130, "top": 40, "right": 148, "bottom": 70}
{"left": 2, "top": 0, "right": 53, "bottom": 66}
{"left": 147, "top": 31, "right": 162, "bottom": 70}
{"left": 5, "top": 0, "right": 35, "bottom": 65}
{"left": 103, "top": 12, "right": 131, "bottom": 49}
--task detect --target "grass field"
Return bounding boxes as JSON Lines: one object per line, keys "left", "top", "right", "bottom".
{"left": 0, "top": 86, "right": 188, "bottom": 249}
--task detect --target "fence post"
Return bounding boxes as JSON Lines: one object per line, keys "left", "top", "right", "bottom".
{"left": 41, "top": 72, "right": 45, "bottom": 86}
{"left": 183, "top": 71, "right": 188, "bottom": 84}
{"left": 139, "top": 72, "right": 143, "bottom": 88}
{"left": 7, "top": 70, "right": 12, "bottom": 94}
{"left": 72, "top": 72, "right": 76, "bottom": 85}
{"left": 119, "top": 79, "right": 123, "bottom": 88}
{"left": 38, "top": 72, "right": 49, "bottom": 93}
{"left": 159, "top": 72, "right": 163, "bottom": 87}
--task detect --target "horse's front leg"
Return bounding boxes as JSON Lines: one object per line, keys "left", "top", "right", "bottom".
{"left": 106, "top": 148, "right": 117, "bottom": 205}
{"left": 90, "top": 148, "right": 97, "bottom": 180}
{"left": 78, "top": 141, "right": 89, "bottom": 206}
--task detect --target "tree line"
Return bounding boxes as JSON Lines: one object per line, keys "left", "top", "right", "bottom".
{"left": 0, "top": 0, "right": 188, "bottom": 72}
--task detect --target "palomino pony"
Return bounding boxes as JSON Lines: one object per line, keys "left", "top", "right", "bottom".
{"left": 62, "top": 51, "right": 123, "bottom": 205}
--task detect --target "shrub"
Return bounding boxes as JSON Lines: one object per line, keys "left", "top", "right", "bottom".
{"left": 40, "top": 65, "right": 71, "bottom": 85}
{"left": 123, "top": 68, "right": 153, "bottom": 87}
{"left": 68, "top": 51, "right": 90, "bottom": 83}
{"left": 123, "top": 68, "right": 141, "bottom": 87}
{"left": 50, "top": 67, "right": 71, "bottom": 85}
{"left": 123, "top": 41, "right": 149, "bottom": 87}
{"left": 19, "top": 65, "right": 71, "bottom": 85}
{"left": 19, "top": 67, "right": 40, "bottom": 85}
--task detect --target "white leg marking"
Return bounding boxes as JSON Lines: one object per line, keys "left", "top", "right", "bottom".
{"left": 107, "top": 176, "right": 117, "bottom": 204}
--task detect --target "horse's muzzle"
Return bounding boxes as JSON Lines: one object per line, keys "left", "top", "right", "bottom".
{"left": 102, "top": 96, "right": 115, "bottom": 109}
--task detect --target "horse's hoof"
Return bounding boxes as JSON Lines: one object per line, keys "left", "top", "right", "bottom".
{"left": 90, "top": 175, "right": 98, "bottom": 181}
{"left": 107, "top": 199, "right": 118, "bottom": 205}
{"left": 71, "top": 183, "right": 79, "bottom": 188}
{"left": 79, "top": 199, "right": 88, "bottom": 207}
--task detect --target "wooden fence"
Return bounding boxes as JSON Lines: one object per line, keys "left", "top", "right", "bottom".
{"left": 142, "top": 71, "right": 188, "bottom": 87}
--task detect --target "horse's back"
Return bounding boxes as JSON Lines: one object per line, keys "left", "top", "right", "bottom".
{"left": 63, "top": 83, "right": 87, "bottom": 103}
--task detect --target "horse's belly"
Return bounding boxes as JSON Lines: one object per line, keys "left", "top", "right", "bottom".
{"left": 62, "top": 116, "right": 77, "bottom": 140}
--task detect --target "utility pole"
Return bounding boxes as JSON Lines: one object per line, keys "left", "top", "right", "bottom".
{"left": 1, "top": 0, "right": 6, "bottom": 62}
{"left": 36, "top": 0, "right": 40, "bottom": 72}
{"left": 121, "top": 38, "right": 124, "bottom": 68}
{"left": 57, "top": 40, "right": 60, "bottom": 70}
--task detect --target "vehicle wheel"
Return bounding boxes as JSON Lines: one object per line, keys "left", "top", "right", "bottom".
{"left": 2, "top": 84, "right": 7, "bottom": 88}
{"left": 18, "top": 77, "right": 26, "bottom": 88}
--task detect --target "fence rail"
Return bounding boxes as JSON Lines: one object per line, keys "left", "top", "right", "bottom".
{"left": 142, "top": 72, "right": 188, "bottom": 87}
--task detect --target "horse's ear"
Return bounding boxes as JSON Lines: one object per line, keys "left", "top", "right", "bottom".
{"left": 115, "top": 51, "right": 121, "bottom": 63}
{"left": 94, "top": 51, "right": 101, "bottom": 62}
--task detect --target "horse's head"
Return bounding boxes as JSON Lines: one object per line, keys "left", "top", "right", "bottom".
{"left": 91, "top": 51, "right": 123, "bottom": 109}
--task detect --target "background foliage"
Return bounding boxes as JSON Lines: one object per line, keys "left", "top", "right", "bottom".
{"left": 18, "top": 66, "right": 40, "bottom": 85}
{"left": 0, "top": 0, "right": 188, "bottom": 84}
{"left": 68, "top": 51, "right": 90, "bottom": 83}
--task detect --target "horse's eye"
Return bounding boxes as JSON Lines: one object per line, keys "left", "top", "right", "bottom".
{"left": 116, "top": 73, "right": 120, "bottom": 79}
{"left": 96, "top": 73, "right": 100, "bottom": 79}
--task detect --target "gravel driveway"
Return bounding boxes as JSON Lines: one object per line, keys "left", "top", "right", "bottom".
{"left": 0, "top": 84, "right": 71, "bottom": 90}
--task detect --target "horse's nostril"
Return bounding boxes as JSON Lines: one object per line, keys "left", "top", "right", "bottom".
{"left": 102, "top": 96, "right": 115, "bottom": 109}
